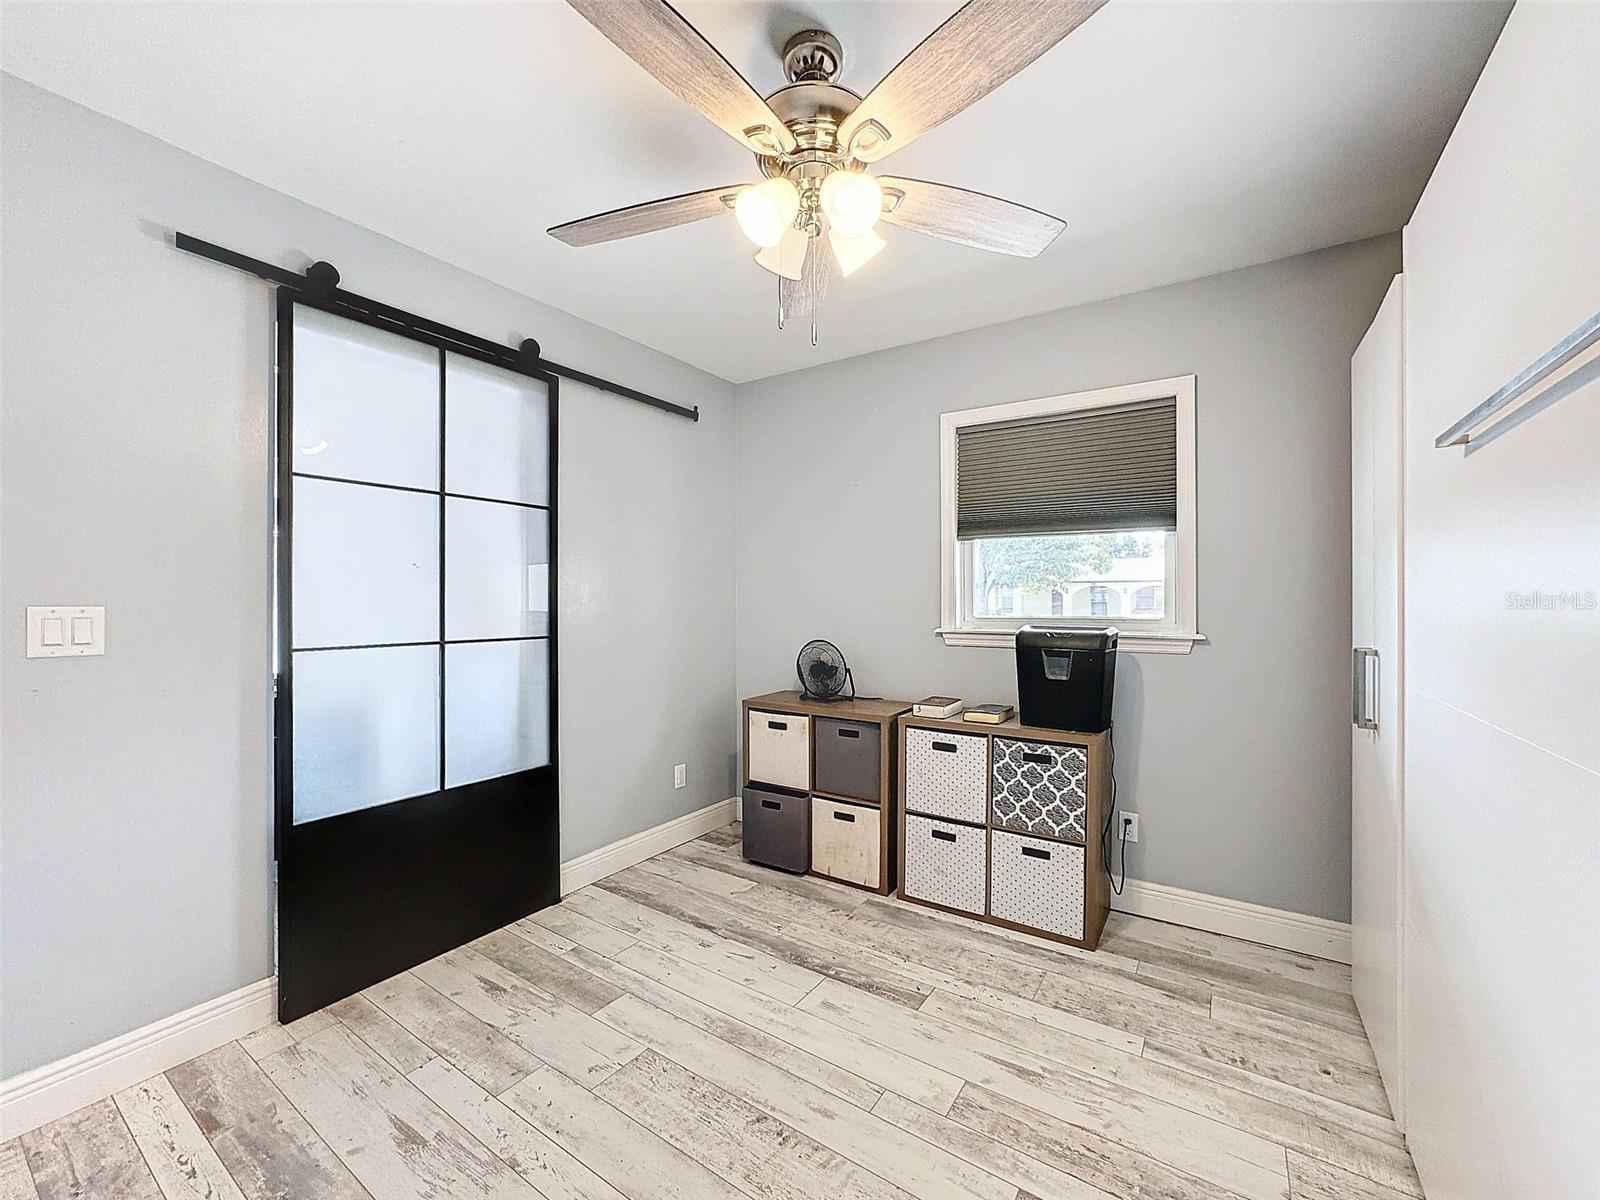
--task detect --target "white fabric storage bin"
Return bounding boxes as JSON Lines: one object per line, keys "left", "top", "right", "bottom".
{"left": 903, "top": 814, "right": 987, "bottom": 915}
{"left": 811, "top": 797, "right": 881, "bottom": 888}
{"left": 903, "top": 727, "right": 987, "bottom": 823}
{"left": 989, "top": 830, "right": 1085, "bottom": 940}
{"left": 747, "top": 710, "right": 810, "bottom": 791}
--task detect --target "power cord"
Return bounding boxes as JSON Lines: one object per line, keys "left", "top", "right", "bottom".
{"left": 1101, "top": 729, "right": 1127, "bottom": 896}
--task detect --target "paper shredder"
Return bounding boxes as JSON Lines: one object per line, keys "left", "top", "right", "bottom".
{"left": 1015, "top": 626, "right": 1118, "bottom": 732}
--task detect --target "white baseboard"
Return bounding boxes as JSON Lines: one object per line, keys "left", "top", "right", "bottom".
{"left": 561, "top": 797, "right": 738, "bottom": 895}
{"left": 0, "top": 978, "right": 276, "bottom": 1140}
{"left": 1113, "top": 878, "right": 1352, "bottom": 964}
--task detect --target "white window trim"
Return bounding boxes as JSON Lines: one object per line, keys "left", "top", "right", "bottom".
{"left": 937, "top": 374, "right": 1203, "bottom": 655}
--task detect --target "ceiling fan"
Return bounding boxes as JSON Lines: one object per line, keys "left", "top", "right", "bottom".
{"left": 549, "top": 0, "right": 1108, "bottom": 343}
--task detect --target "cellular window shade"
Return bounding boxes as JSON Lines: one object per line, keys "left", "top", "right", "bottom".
{"left": 956, "top": 399, "right": 1178, "bottom": 538}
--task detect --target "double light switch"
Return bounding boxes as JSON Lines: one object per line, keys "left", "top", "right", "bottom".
{"left": 26, "top": 606, "right": 105, "bottom": 657}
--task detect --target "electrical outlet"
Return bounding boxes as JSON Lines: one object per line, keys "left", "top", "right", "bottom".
{"left": 673, "top": 763, "right": 687, "bottom": 789}
{"left": 1120, "top": 813, "right": 1140, "bottom": 843}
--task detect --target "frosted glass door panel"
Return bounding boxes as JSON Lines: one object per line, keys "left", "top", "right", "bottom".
{"left": 445, "top": 499, "right": 549, "bottom": 640}
{"left": 292, "top": 306, "right": 439, "bottom": 489}
{"left": 445, "top": 355, "right": 549, "bottom": 505}
{"left": 293, "top": 477, "right": 439, "bottom": 649}
{"left": 445, "top": 640, "right": 549, "bottom": 787}
{"left": 292, "top": 645, "right": 440, "bottom": 823}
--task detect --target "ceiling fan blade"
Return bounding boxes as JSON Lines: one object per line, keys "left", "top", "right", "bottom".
{"left": 877, "top": 177, "right": 1064, "bottom": 257}
{"left": 838, "top": 0, "right": 1108, "bottom": 163}
{"left": 566, "top": 0, "right": 797, "bottom": 156}
{"left": 548, "top": 184, "right": 742, "bottom": 247}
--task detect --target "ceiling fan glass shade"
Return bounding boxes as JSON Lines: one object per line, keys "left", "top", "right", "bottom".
{"left": 755, "top": 227, "right": 810, "bottom": 281}
{"left": 735, "top": 178, "right": 801, "bottom": 247}
{"left": 820, "top": 170, "right": 884, "bottom": 238}
{"left": 828, "top": 228, "right": 886, "bottom": 278}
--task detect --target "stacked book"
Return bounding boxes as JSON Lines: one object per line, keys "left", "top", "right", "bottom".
{"left": 912, "top": 696, "right": 1016, "bottom": 724}
{"left": 962, "top": 703, "right": 1015, "bottom": 725}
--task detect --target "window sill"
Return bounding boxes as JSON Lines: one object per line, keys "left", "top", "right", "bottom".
{"left": 934, "top": 627, "right": 1206, "bottom": 655}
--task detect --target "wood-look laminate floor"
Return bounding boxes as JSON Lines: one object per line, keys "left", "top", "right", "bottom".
{"left": 6, "top": 823, "right": 1420, "bottom": 1200}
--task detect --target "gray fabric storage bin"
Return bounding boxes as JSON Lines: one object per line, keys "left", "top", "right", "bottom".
{"left": 813, "top": 717, "right": 881, "bottom": 801}
{"left": 742, "top": 784, "right": 811, "bottom": 874}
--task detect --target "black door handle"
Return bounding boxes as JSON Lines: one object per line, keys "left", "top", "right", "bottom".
{"left": 837, "top": 727, "right": 861, "bottom": 739}
{"left": 767, "top": 720, "right": 787, "bottom": 730}
{"left": 760, "top": 799, "right": 781, "bottom": 810}
{"left": 832, "top": 810, "right": 856, "bottom": 823}
{"left": 1022, "top": 846, "right": 1052, "bottom": 860}
{"left": 1021, "top": 752, "right": 1053, "bottom": 765}
{"left": 931, "top": 829, "right": 957, "bottom": 842}
{"left": 931, "top": 741, "right": 958, "bottom": 753}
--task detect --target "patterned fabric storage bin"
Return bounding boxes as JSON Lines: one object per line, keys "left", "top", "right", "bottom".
{"left": 990, "top": 737, "right": 1088, "bottom": 842}
{"left": 903, "top": 727, "right": 987, "bottom": 824}
{"left": 747, "top": 710, "right": 810, "bottom": 792}
{"left": 903, "top": 814, "right": 987, "bottom": 915}
{"left": 813, "top": 717, "right": 881, "bottom": 802}
{"left": 989, "top": 830, "right": 1085, "bottom": 940}
{"left": 811, "top": 797, "right": 881, "bottom": 889}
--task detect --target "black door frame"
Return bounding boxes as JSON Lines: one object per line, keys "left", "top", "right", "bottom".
{"left": 273, "top": 288, "right": 560, "bottom": 1021}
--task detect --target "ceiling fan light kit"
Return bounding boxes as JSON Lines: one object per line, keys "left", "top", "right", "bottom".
{"left": 735, "top": 177, "right": 801, "bottom": 247}
{"left": 553, "top": 0, "right": 1106, "bottom": 343}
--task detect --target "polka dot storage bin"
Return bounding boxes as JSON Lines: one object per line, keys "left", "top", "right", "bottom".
{"left": 988, "top": 829, "right": 1085, "bottom": 940}
{"left": 904, "top": 726, "right": 987, "bottom": 824}
{"left": 903, "top": 813, "right": 987, "bottom": 915}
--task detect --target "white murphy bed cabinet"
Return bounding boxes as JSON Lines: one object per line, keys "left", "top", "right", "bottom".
{"left": 1351, "top": 273, "right": 1406, "bottom": 1128}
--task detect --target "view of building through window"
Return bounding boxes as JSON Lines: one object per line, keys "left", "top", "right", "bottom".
{"left": 968, "top": 530, "right": 1168, "bottom": 622}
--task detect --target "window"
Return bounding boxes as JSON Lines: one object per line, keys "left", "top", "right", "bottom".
{"left": 938, "top": 375, "right": 1199, "bottom": 653}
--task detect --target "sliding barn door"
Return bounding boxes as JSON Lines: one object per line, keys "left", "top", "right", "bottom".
{"left": 274, "top": 293, "right": 558, "bottom": 1021}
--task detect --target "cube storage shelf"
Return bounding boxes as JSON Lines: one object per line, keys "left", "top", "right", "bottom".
{"left": 741, "top": 690, "right": 911, "bottom": 895}
{"left": 897, "top": 714, "right": 1112, "bottom": 950}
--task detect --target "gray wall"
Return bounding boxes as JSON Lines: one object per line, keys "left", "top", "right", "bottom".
{"left": 735, "top": 234, "right": 1401, "bottom": 923}
{"left": 0, "top": 77, "right": 736, "bottom": 1077}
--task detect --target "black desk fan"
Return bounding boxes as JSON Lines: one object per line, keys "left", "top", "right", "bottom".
{"left": 796, "top": 639, "right": 854, "bottom": 702}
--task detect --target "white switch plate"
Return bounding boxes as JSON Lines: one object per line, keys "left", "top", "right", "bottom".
{"left": 27, "top": 606, "right": 106, "bottom": 657}
{"left": 673, "top": 763, "right": 687, "bottom": 789}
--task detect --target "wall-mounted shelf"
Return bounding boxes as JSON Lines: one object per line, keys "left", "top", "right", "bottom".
{"left": 1435, "top": 310, "right": 1600, "bottom": 448}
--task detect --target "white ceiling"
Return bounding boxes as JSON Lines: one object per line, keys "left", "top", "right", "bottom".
{"left": 1, "top": 1, "right": 1508, "bottom": 383}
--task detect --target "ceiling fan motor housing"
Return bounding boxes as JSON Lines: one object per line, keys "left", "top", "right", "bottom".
{"left": 782, "top": 30, "right": 844, "bottom": 84}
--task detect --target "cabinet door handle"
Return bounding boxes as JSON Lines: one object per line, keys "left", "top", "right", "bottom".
{"left": 832, "top": 810, "right": 856, "bottom": 823}
{"left": 931, "top": 829, "right": 957, "bottom": 842}
{"left": 1021, "top": 751, "right": 1053, "bottom": 765}
{"left": 930, "top": 741, "right": 958, "bottom": 753}
{"left": 837, "top": 727, "right": 861, "bottom": 739}
{"left": 767, "top": 720, "right": 788, "bottom": 730}
{"left": 1022, "top": 846, "right": 1052, "bottom": 860}
{"left": 760, "top": 799, "right": 781, "bottom": 810}
{"left": 1351, "top": 648, "right": 1379, "bottom": 731}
